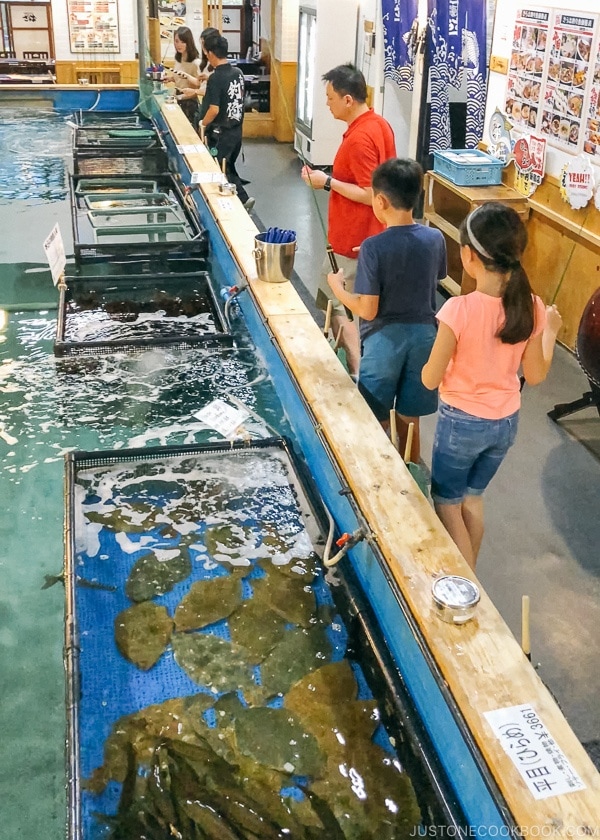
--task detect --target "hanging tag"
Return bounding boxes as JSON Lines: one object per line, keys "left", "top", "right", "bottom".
{"left": 194, "top": 399, "right": 250, "bottom": 438}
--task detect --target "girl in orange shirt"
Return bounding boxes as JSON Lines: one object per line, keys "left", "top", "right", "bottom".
{"left": 422, "top": 203, "right": 562, "bottom": 569}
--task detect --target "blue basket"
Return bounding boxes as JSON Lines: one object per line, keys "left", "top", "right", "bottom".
{"left": 432, "top": 149, "right": 504, "bottom": 187}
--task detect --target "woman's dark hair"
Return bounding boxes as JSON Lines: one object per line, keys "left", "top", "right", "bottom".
{"left": 199, "top": 26, "right": 219, "bottom": 71}
{"left": 372, "top": 158, "right": 423, "bottom": 211}
{"left": 322, "top": 63, "right": 367, "bottom": 103}
{"left": 459, "top": 202, "right": 534, "bottom": 344}
{"left": 174, "top": 26, "right": 199, "bottom": 63}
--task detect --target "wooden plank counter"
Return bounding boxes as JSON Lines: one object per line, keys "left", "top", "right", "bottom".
{"left": 159, "top": 99, "right": 600, "bottom": 834}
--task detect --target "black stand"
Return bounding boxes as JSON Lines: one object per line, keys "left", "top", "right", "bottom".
{"left": 548, "top": 380, "right": 600, "bottom": 421}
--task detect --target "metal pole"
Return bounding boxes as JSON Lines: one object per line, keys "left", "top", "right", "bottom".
{"left": 137, "top": 0, "right": 148, "bottom": 81}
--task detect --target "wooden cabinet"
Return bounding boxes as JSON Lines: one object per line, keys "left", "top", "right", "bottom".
{"left": 423, "top": 172, "right": 530, "bottom": 296}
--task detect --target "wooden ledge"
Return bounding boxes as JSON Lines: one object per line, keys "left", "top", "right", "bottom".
{"left": 159, "top": 97, "right": 600, "bottom": 833}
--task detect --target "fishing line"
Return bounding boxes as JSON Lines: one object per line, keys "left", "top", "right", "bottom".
{"left": 266, "top": 40, "right": 351, "bottom": 314}
{"left": 549, "top": 205, "right": 592, "bottom": 306}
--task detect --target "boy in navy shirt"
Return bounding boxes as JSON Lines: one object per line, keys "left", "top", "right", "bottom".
{"left": 327, "top": 158, "right": 447, "bottom": 461}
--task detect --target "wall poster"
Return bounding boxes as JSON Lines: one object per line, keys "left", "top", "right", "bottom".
{"left": 505, "top": 7, "right": 600, "bottom": 156}
{"left": 67, "top": 0, "right": 120, "bottom": 53}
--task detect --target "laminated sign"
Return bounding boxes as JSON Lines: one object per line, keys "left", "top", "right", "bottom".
{"left": 43, "top": 224, "right": 66, "bottom": 286}
{"left": 513, "top": 134, "right": 547, "bottom": 195}
{"left": 485, "top": 703, "right": 585, "bottom": 800}
{"left": 560, "top": 153, "right": 595, "bottom": 208}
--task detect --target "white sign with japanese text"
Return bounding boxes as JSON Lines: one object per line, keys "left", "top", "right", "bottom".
{"left": 43, "top": 224, "right": 66, "bottom": 286}
{"left": 194, "top": 399, "right": 249, "bottom": 439}
{"left": 191, "top": 171, "right": 226, "bottom": 184}
{"left": 484, "top": 704, "right": 585, "bottom": 799}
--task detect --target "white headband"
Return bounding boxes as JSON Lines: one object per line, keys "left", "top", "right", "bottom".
{"left": 466, "top": 208, "right": 493, "bottom": 260}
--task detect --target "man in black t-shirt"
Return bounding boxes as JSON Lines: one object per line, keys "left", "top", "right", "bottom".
{"left": 199, "top": 33, "right": 251, "bottom": 206}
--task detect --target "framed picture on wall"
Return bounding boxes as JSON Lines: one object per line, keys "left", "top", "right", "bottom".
{"left": 67, "top": 0, "right": 120, "bottom": 53}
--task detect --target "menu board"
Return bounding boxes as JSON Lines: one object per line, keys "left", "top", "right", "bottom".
{"left": 68, "top": 0, "right": 120, "bottom": 53}
{"left": 506, "top": 7, "right": 599, "bottom": 155}
{"left": 584, "top": 41, "right": 600, "bottom": 158}
{"left": 507, "top": 8, "right": 551, "bottom": 135}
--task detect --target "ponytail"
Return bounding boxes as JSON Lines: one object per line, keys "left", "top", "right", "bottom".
{"left": 460, "top": 203, "right": 534, "bottom": 344}
{"left": 498, "top": 263, "right": 534, "bottom": 344}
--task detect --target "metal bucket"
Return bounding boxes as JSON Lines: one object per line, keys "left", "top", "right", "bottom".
{"left": 253, "top": 232, "right": 297, "bottom": 283}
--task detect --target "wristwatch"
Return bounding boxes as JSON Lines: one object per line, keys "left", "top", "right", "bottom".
{"left": 323, "top": 175, "right": 332, "bottom": 192}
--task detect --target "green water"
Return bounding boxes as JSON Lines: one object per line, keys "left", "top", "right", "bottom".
{"left": 0, "top": 108, "right": 302, "bottom": 838}
{"left": 0, "top": 312, "right": 287, "bottom": 838}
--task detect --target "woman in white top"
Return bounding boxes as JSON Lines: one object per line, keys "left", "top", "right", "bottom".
{"left": 167, "top": 26, "right": 202, "bottom": 125}
{"left": 175, "top": 27, "right": 219, "bottom": 102}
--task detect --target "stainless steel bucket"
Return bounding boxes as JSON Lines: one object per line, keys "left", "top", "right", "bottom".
{"left": 253, "top": 233, "right": 297, "bottom": 283}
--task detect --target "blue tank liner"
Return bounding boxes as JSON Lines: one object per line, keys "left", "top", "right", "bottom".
{"left": 154, "top": 116, "right": 512, "bottom": 831}
{"left": 0, "top": 87, "right": 139, "bottom": 112}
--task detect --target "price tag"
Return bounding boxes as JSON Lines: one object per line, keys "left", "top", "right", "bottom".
{"left": 43, "top": 223, "right": 66, "bottom": 286}
{"left": 194, "top": 399, "right": 249, "bottom": 438}
{"left": 191, "top": 171, "right": 226, "bottom": 184}
{"left": 485, "top": 704, "right": 585, "bottom": 799}
{"left": 217, "top": 197, "right": 234, "bottom": 213}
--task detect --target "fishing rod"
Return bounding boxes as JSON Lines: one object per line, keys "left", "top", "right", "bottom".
{"left": 549, "top": 204, "right": 592, "bottom": 306}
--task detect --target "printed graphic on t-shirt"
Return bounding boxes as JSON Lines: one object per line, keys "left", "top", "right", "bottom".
{"left": 227, "top": 77, "right": 244, "bottom": 123}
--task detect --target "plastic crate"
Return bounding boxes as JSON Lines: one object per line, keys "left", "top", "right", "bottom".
{"left": 432, "top": 149, "right": 504, "bottom": 187}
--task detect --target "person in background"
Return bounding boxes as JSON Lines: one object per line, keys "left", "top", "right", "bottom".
{"left": 165, "top": 26, "right": 203, "bottom": 126}
{"left": 198, "top": 32, "right": 253, "bottom": 210}
{"left": 422, "top": 203, "right": 562, "bottom": 569}
{"left": 327, "top": 158, "right": 446, "bottom": 462}
{"left": 300, "top": 63, "right": 396, "bottom": 378}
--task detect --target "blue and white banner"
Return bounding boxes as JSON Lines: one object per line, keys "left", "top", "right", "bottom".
{"left": 428, "top": 0, "right": 487, "bottom": 151}
{"left": 381, "top": 0, "right": 419, "bottom": 91}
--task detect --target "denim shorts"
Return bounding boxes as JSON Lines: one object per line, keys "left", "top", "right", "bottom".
{"left": 431, "top": 401, "right": 519, "bottom": 505}
{"left": 358, "top": 322, "right": 438, "bottom": 420}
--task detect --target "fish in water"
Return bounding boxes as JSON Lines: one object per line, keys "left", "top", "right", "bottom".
{"left": 42, "top": 573, "right": 116, "bottom": 591}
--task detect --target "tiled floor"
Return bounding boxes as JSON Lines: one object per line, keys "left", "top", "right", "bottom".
{"left": 239, "top": 137, "right": 600, "bottom": 758}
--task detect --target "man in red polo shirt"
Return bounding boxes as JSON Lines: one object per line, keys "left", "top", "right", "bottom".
{"left": 301, "top": 63, "right": 396, "bottom": 377}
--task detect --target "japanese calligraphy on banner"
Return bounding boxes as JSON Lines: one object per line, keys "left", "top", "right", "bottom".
{"left": 381, "top": 0, "right": 419, "bottom": 91}
{"left": 429, "top": 0, "right": 488, "bottom": 151}
{"left": 484, "top": 704, "right": 585, "bottom": 800}
{"left": 67, "top": 0, "right": 120, "bottom": 53}
{"left": 505, "top": 8, "right": 600, "bottom": 155}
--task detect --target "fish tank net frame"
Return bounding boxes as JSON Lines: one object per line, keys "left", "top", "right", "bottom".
{"left": 69, "top": 174, "right": 208, "bottom": 264}
{"left": 63, "top": 437, "right": 329, "bottom": 840}
{"left": 71, "top": 110, "right": 154, "bottom": 128}
{"left": 72, "top": 255, "right": 209, "bottom": 279}
{"left": 72, "top": 147, "right": 170, "bottom": 177}
{"left": 54, "top": 270, "right": 232, "bottom": 356}
{"left": 74, "top": 127, "right": 160, "bottom": 150}
{"left": 63, "top": 438, "right": 464, "bottom": 836}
